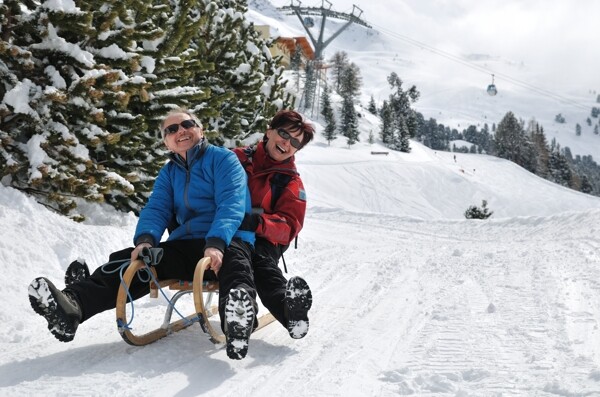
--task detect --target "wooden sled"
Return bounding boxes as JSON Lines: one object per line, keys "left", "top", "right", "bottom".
{"left": 115, "top": 257, "right": 275, "bottom": 346}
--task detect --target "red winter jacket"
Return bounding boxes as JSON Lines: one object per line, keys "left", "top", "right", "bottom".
{"left": 233, "top": 142, "right": 306, "bottom": 246}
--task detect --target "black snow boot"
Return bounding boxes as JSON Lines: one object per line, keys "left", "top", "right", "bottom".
{"left": 28, "top": 277, "right": 83, "bottom": 342}
{"left": 285, "top": 276, "right": 312, "bottom": 339}
{"left": 224, "top": 288, "right": 255, "bottom": 360}
{"left": 64, "top": 260, "right": 90, "bottom": 286}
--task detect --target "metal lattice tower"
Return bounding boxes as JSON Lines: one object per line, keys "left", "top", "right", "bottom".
{"left": 278, "top": 0, "right": 371, "bottom": 112}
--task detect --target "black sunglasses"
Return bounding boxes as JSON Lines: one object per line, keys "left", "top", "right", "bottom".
{"left": 276, "top": 128, "right": 302, "bottom": 149}
{"left": 163, "top": 119, "right": 197, "bottom": 136}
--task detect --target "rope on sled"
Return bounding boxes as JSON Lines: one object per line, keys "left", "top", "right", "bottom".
{"left": 102, "top": 249, "right": 197, "bottom": 331}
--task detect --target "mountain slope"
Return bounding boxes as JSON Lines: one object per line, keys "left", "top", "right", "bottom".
{"left": 2, "top": 130, "right": 600, "bottom": 395}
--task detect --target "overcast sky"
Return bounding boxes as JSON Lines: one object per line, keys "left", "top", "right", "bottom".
{"left": 269, "top": 0, "right": 600, "bottom": 89}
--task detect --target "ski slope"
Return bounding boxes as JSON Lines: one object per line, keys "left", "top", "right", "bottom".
{"left": 1, "top": 135, "right": 600, "bottom": 396}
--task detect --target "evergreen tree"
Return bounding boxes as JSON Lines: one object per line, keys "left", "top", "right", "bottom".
{"left": 329, "top": 51, "right": 349, "bottom": 94}
{"left": 0, "top": 0, "right": 156, "bottom": 216}
{"left": 580, "top": 175, "right": 593, "bottom": 193}
{"left": 337, "top": 62, "right": 361, "bottom": 146}
{"left": 191, "top": 0, "right": 290, "bottom": 142}
{"left": 338, "top": 62, "right": 362, "bottom": 99}
{"left": 464, "top": 200, "right": 493, "bottom": 220}
{"left": 379, "top": 100, "right": 394, "bottom": 145}
{"left": 575, "top": 123, "right": 582, "bottom": 136}
{"left": 0, "top": 0, "right": 291, "bottom": 217}
{"left": 548, "top": 140, "right": 572, "bottom": 187}
{"left": 385, "top": 72, "right": 419, "bottom": 153}
{"left": 494, "top": 111, "right": 532, "bottom": 167}
{"left": 340, "top": 95, "right": 359, "bottom": 146}
{"left": 529, "top": 121, "right": 550, "bottom": 178}
{"left": 367, "top": 95, "right": 377, "bottom": 115}
{"left": 368, "top": 130, "right": 375, "bottom": 144}
{"left": 320, "top": 85, "right": 336, "bottom": 145}
{"left": 391, "top": 117, "right": 410, "bottom": 152}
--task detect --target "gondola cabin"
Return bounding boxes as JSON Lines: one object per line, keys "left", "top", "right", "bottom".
{"left": 487, "top": 74, "right": 497, "bottom": 96}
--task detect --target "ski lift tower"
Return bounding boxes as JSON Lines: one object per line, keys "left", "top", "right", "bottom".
{"left": 278, "top": 0, "right": 371, "bottom": 112}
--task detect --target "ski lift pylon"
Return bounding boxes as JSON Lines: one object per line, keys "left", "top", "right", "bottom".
{"left": 487, "top": 74, "right": 497, "bottom": 96}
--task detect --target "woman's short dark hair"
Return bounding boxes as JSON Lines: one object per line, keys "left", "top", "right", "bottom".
{"left": 268, "top": 109, "right": 315, "bottom": 149}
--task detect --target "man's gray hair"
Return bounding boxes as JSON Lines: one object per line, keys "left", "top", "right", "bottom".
{"left": 160, "top": 108, "right": 203, "bottom": 138}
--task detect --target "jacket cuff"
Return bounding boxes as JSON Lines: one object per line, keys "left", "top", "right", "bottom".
{"left": 205, "top": 237, "right": 226, "bottom": 253}
{"left": 134, "top": 234, "right": 155, "bottom": 247}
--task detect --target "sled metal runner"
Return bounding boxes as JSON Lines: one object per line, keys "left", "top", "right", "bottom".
{"left": 115, "top": 257, "right": 275, "bottom": 346}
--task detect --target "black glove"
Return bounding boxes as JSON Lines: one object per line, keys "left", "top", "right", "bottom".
{"left": 139, "top": 247, "right": 164, "bottom": 266}
{"left": 239, "top": 213, "right": 261, "bottom": 231}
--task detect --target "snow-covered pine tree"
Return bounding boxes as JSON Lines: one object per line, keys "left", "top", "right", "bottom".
{"left": 85, "top": 0, "right": 198, "bottom": 214}
{"left": 529, "top": 121, "right": 550, "bottom": 178}
{"left": 329, "top": 51, "right": 349, "bottom": 95}
{"left": 391, "top": 117, "right": 410, "bottom": 152}
{"left": 0, "top": 0, "right": 153, "bottom": 217}
{"left": 337, "top": 62, "right": 361, "bottom": 146}
{"left": 367, "top": 95, "right": 377, "bottom": 115}
{"left": 192, "top": 0, "right": 290, "bottom": 143}
{"left": 379, "top": 100, "right": 394, "bottom": 145}
{"left": 494, "top": 111, "right": 524, "bottom": 163}
{"left": 340, "top": 95, "right": 359, "bottom": 146}
{"left": 385, "top": 72, "right": 419, "bottom": 153}
{"left": 548, "top": 139, "right": 572, "bottom": 187}
{"left": 1, "top": 0, "right": 292, "bottom": 216}
{"left": 320, "top": 85, "right": 336, "bottom": 145}
{"left": 464, "top": 200, "right": 493, "bottom": 220}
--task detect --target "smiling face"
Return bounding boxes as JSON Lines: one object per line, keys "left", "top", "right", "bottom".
{"left": 264, "top": 126, "right": 305, "bottom": 162}
{"left": 162, "top": 113, "right": 203, "bottom": 159}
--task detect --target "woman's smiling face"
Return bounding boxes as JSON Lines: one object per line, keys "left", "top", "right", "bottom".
{"left": 265, "top": 126, "right": 304, "bottom": 162}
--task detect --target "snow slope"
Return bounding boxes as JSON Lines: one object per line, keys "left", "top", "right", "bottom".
{"left": 2, "top": 127, "right": 600, "bottom": 395}
{"left": 2, "top": 1, "right": 600, "bottom": 396}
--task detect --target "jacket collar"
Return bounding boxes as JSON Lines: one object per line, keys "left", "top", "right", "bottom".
{"left": 253, "top": 142, "right": 298, "bottom": 174}
{"left": 168, "top": 138, "right": 209, "bottom": 168}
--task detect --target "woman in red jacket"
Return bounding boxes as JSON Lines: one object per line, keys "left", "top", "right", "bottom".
{"left": 235, "top": 109, "right": 314, "bottom": 339}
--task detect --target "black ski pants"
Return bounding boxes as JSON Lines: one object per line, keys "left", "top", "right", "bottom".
{"left": 66, "top": 238, "right": 256, "bottom": 331}
{"left": 252, "top": 238, "right": 290, "bottom": 327}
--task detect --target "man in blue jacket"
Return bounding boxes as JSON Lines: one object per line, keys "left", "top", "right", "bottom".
{"left": 28, "top": 109, "right": 257, "bottom": 360}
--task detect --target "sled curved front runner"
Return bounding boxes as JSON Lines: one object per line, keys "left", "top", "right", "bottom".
{"left": 115, "top": 257, "right": 276, "bottom": 346}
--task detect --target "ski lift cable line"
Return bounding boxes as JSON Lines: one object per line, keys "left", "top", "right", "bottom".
{"left": 371, "top": 23, "right": 591, "bottom": 111}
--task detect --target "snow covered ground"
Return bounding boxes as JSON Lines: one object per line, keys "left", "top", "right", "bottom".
{"left": 2, "top": 1, "right": 600, "bottom": 395}
{"left": 2, "top": 125, "right": 600, "bottom": 395}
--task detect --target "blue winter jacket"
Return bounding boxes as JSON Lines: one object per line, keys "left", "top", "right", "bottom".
{"left": 133, "top": 139, "right": 255, "bottom": 252}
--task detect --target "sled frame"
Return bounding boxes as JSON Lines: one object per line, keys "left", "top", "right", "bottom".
{"left": 115, "top": 257, "right": 275, "bottom": 346}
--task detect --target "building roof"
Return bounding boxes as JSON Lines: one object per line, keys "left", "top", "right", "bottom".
{"left": 276, "top": 37, "right": 314, "bottom": 60}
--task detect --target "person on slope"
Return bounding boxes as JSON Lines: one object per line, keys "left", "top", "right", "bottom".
{"left": 66, "top": 109, "right": 316, "bottom": 340}
{"left": 235, "top": 109, "right": 315, "bottom": 339}
{"left": 29, "top": 109, "right": 258, "bottom": 360}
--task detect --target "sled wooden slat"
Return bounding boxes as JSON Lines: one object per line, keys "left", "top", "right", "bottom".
{"left": 193, "top": 258, "right": 225, "bottom": 344}
{"left": 115, "top": 257, "right": 276, "bottom": 347}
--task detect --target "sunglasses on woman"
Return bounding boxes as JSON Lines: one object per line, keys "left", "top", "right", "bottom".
{"left": 163, "top": 119, "right": 198, "bottom": 136}
{"left": 276, "top": 128, "right": 302, "bottom": 149}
